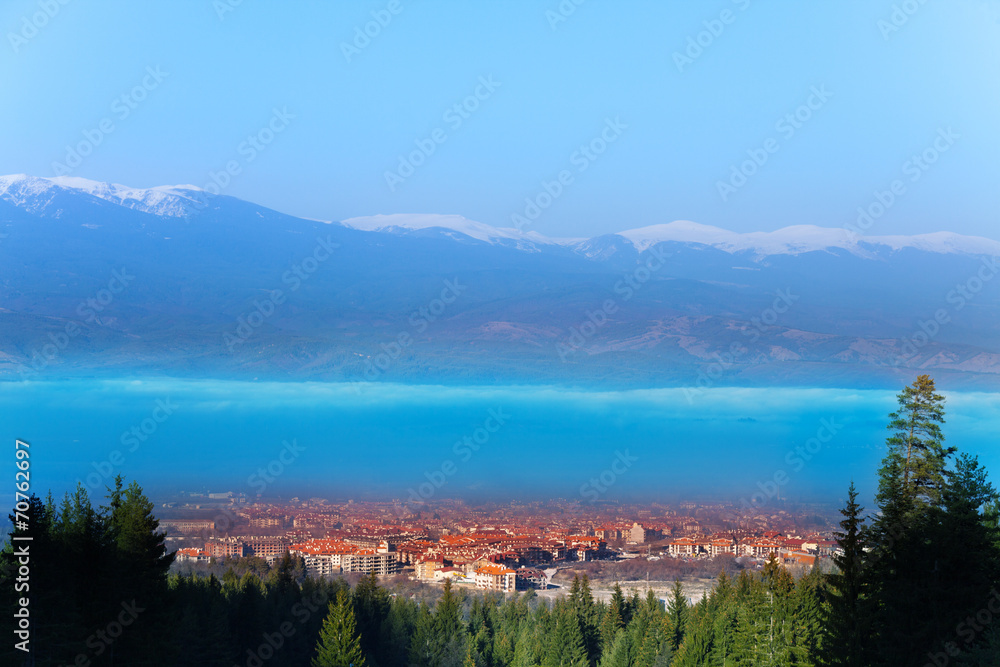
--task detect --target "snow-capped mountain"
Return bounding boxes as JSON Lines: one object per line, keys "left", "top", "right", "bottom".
{"left": 342, "top": 214, "right": 1000, "bottom": 259}
{"left": 2, "top": 174, "right": 997, "bottom": 259}
{"left": 0, "top": 174, "right": 202, "bottom": 218}
{"left": 339, "top": 214, "right": 581, "bottom": 252}
{"left": 2, "top": 174, "right": 999, "bottom": 389}
{"left": 611, "top": 220, "right": 1000, "bottom": 258}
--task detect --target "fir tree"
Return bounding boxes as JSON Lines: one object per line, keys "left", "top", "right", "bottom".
{"left": 866, "top": 377, "right": 954, "bottom": 663}
{"left": 353, "top": 570, "right": 391, "bottom": 660}
{"left": 313, "top": 588, "right": 367, "bottom": 667}
{"left": 599, "top": 584, "right": 625, "bottom": 653}
{"left": 597, "top": 630, "right": 634, "bottom": 667}
{"left": 825, "top": 482, "right": 867, "bottom": 666}
{"left": 665, "top": 579, "right": 687, "bottom": 652}
{"left": 880, "top": 374, "right": 953, "bottom": 508}
{"left": 543, "top": 602, "right": 588, "bottom": 667}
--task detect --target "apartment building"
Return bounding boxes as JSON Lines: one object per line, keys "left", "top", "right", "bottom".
{"left": 473, "top": 563, "right": 516, "bottom": 593}
{"left": 205, "top": 537, "right": 245, "bottom": 558}
{"left": 629, "top": 523, "right": 663, "bottom": 544}
{"left": 244, "top": 536, "right": 291, "bottom": 562}
{"left": 289, "top": 539, "right": 400, "bottom": 577}
{"left": 415, "top": 556, "right": 445, "bottom": 580}
{"left": 341, "top": 551, "right": 400, "bottom": 575}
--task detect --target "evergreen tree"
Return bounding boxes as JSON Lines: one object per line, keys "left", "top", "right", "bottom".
{"left": 511, "top": 619, "right": 545, "bottom": 667}
{"left": 570, "top": 574, "right": 600, "bottom": 664}
{"left": 672, "top": 597, "right": 713, "bottom": 667}
{"left": 106, "top": 476, "right": 174, "bottom": 583}
{"left": 543, "top": 601, "right": 588, "bottom": 667}
{"left": 793, "top": 568, "right": 826, "bottom": 664}
{"left": 865, "top": 377, "right": 957, "bottom": 663}
{"left": 463, "top": 641, "right": 478, "bottom": 667}
{"left": 825, "top": 482, "right": 868, "bottom": 666}
{"left": 931, "top": 454, "right": 1000, "bottom": 652}
{"left": 665, "top": 579, "right": 687, "bottom": 652}
{"left": 880, "top": 374, "right": 953, "bottom": 508}
{"left": 353, "top": 570, "right": 391, "bottom": 660}
{"left": 599, "top": 584, "right": 625, "bottom": 654}
{"left": 313, "top": 589, "right": 366, "bottom": 667}
{"left": 379, "top": 596, "right": 418, "bottom": 666}
{"left": 409, "top": 604, "right": 438, "bottom": 667}
{"left": 597, "top": 630, "right": 634, "bottom": 667}
{"left": 434, "top": 578, "right": 467, "bottom": 651}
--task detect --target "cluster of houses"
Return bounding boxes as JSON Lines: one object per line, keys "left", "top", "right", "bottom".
{"left": 175, "top": 535, "right": 291, "bottom": 562}
{"left": 403, "top": 533, "right": 609, "bottom": 591}
{"left": 177, "top": 530, "right": 606, "bottom": 593}
{"left": 664, "top": 531, "right": 836, "bottom": 566}
{"left": 170, "top": 502, "right": 838, "bottom": 592}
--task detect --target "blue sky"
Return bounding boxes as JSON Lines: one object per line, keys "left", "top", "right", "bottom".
{"left": 1, "top": 0, "right": 998, "bottom": 238}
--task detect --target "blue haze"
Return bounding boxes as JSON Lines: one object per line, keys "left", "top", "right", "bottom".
{"left": 2, "top": 379, "right": 998, "bottom": 512}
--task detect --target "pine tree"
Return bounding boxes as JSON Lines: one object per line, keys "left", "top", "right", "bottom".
{"left": 599, "top": 584, "right": 625, "bottom": 653}
{"left": 409, "top": 604, "right": 437, "bottom": 667}
{"left": 671, "top": 598, "right": 713, "bottom": 667}
{"left": 571, "top": 574, "right": 600, "bottom": 663}
{"left": 378, "top": 596, "right": 418, "bottom": 666}
{"left": 825, "top": 482, "right": 868, "bottom": 666}
{"left": 598, "top": 630, "right": 634, "bottom": 667}
{"left": 543, "top": 602, "right": 588, "bottom": 667}
{"left": 932, "top": 454, "right": 1000, "bottom": 650}
{"left": 881, "top": 374, "right": 953, "bottom": 508}
{"left": 866, "top": 376, "right": 954, "bottom": 663}
{"left": 492, "top": 627, "right": 516, "bottom": 666}
{"left": 463, "top": 640, "right": 478, "bottom": 667}
{"left": 610, "top": 581, "right": 629, "bottom": 625}
{"left": 434, "top": 577, "right": 466, "bottom": 646}
{"left": 665, "top": 579, "right": 687, "bottom": 652}
{"left": 106, "top": 476, "right": 174, "bottom": 582}
{"left": 511, "top": 619, "right": 544, "bottom": 667}
{"left": 634, "top": 621, "right": 667, "bottom": 667}
{"left": 709, "top": 571, "right": 738, "bottom": 666}
{"left": 793, "top": 568, "right": 826, "bottom": 665}
{"left": 353, "top": 570, "right": 390, "bottom": 660}
{"left": 313, "top": 589, "right": 367, "bottom": 667}
{"left": 268, "top": 550, "right": 300, "bottom": 599}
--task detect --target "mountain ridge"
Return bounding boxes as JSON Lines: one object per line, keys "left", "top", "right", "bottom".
{"left": 3, "top": 174, "right": 997, "bottom": 260}
{"left": 2, "top": 173, "right": 999, "bottom": 389}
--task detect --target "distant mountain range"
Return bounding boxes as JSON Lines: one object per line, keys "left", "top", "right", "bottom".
{"left": 2, "top": 174, "right": 999, "bottom": 389}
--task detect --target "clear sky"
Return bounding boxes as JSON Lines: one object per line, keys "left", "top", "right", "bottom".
{"left": 1, "top": 0, "right": 998, "bottom": 238}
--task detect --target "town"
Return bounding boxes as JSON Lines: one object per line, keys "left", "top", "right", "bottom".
{"left": 166, "top": 493, "right": 838, "bottom": 595}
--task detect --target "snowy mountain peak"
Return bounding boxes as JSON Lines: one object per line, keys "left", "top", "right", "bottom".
{"left": 0, "top": 174, "right": 200, "bottom": 218}
{"left": 339, "top": 213, "right": 582, "bottom": 250}
{"left": 2, "top": 174, "right": 997, "bottom": 259}
{"left": 614, "top": 221, "right": 1000, "bottom": 258}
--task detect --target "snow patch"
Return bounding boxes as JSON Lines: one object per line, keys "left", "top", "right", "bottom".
{"left": 615, "top": 220, "right": 1000, "bottom": 258}
{"left": 339, "top": 213, "right": 581, "bottom": 248}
